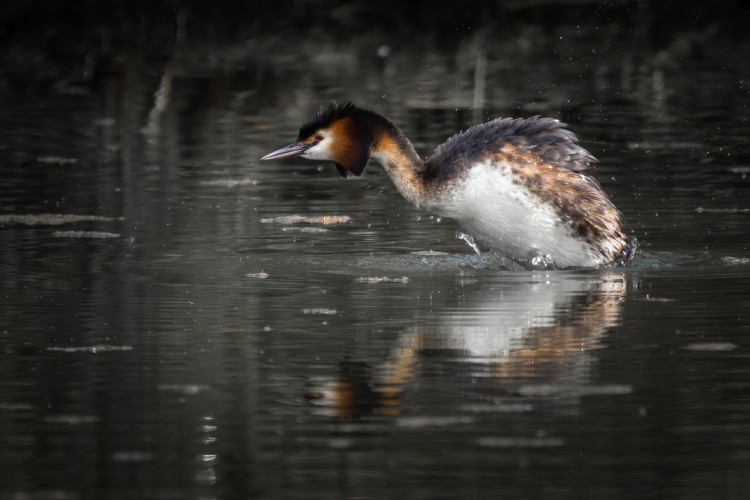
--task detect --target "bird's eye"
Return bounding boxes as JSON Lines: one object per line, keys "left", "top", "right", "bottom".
{"left": 314, "top": 134, "right": 324, "bottom": 142}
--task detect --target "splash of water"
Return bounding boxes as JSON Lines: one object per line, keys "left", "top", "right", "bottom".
{"left": 456, "top": 232, "right": 481, "bottom": 255}
{"left": 530, "top": 254, "right": 555, "bottom": 269}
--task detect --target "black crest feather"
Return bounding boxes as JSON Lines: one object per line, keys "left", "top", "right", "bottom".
{"left": 297, "top": 101, "right": 359, "bottom": 141}
{"left": 298, "top": 101, "right": 373, "bottom": 178}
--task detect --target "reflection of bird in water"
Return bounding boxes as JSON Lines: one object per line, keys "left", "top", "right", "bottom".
{"left": 262, "top": 102, "right": 635, "bottom": 268}
{"left": 304, "top": 360, "right": 383, "bottom": 418}
{"left": 305, "top": 273, "right": 627, "bottom": 420}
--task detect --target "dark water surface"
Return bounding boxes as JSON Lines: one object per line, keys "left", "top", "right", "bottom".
{"left": 1, "top": 38, "right": 750, "bottom": 499}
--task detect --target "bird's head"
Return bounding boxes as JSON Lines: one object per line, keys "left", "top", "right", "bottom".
{"left": 261, "top": 101, "right": 372, "bottom": 178}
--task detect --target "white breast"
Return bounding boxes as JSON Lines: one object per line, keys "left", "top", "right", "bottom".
{"left": 422, "top": 161, "right": 604, "bottom": 268}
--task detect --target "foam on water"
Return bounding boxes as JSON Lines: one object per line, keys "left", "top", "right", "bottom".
{"left": 356, "top": 276, "right": 409, "bottom": 284}
{"left": 518, "top": 384, "right": 634, "bottom": 398}
{"left": 396, "top": 416, "right": 474, "bottom": 428}
{"left": 199, "top": 177, "right": 258, "bottom": 187}
{"left": 260, "top": 215, "right": 351, "bottom": 225}
{"left": 0, "top": 214, "right": 122, "bottom": 226}
{"left": 46, "top": 345, "right": 133, "bottom": 353}
{"left": 52, "top": 230, "right": 120, "bottom": 238}
{"left": 682, "top": 342, "right": 738, "bottom": 352}
{"left": 477, "top": 436, "right": 564, "bottom": 448}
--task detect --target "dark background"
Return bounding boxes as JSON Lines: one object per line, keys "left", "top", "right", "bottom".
{"left": 1, "top": 0, "right": 747, "bottom": 90}
{"left": 1, "top": 2, "right": 749, "bottom": 499}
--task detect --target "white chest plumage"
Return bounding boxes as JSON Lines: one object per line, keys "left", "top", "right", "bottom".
{"left": 417, "top": 162, "right": 604, "bottom": 268}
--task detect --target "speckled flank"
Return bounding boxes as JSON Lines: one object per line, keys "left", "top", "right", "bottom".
{"left": 496, "top": 143, "right": 629, "bottom": 262}
{"left": 421, "top": 116, "right": 630, "bottom": 263}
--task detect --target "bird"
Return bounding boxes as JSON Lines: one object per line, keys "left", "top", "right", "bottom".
{"left": 261, "top": 101, "right": 635, "bottom": 268}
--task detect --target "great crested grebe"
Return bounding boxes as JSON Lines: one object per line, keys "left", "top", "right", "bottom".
{"left": 261, "top": 101, "right": 635, "bottom": 268}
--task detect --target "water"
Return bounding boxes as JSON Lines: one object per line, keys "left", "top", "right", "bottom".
{"left": 1, "top": 35, "right": 749, "bottom": 499}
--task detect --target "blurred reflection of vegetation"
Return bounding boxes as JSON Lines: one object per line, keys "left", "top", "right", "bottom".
{"left": 2, "top": 0, "right": 747, "bottom": 92}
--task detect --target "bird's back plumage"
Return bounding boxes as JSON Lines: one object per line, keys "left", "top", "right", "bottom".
{"left": 425, "top": 116, "right": 598, "bottom": 183}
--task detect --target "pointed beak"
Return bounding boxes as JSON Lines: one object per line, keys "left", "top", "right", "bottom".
{"left": 260, "top": 142, "right": 312, "bottom": 160}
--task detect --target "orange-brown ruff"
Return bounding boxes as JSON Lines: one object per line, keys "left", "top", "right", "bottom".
{"left": 261, "top": 101, "right": 635, "bottom": 268}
